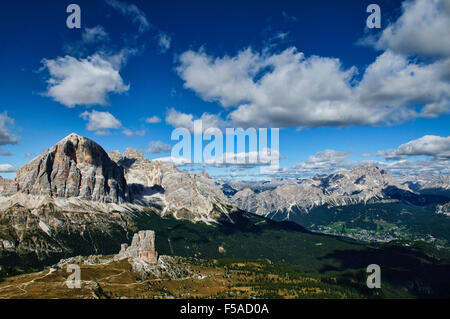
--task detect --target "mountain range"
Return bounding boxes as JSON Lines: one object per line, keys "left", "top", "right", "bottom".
{"left": 1, "top": 133, "right": 450, "bottom": 275}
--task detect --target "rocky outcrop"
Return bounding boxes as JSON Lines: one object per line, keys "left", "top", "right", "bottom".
{"left": 436, "top": 202, "right": 450, "bottom": 216}
{"left": 116, "top": 230, "right": 158, "bottom": 264}
{"left": 14, "top": 133, "right": 128, "bottom": 203}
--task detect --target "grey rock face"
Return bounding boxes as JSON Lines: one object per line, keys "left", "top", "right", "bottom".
{"left": 116, "top": 230, "right": 158, "bottom": 264}
{"left": 0, "top": 134, "right": 235, "bottom": 224}
{"left": 14, "top": 133, "right": 128, "bottom": 203}
{"left": 109, "top": 148, "right": 235, "bottom": 223}
{"left": 398, "top": 174, "right": 450, "bottom": 191}
{"left": 0, "top": 177, "right": 17, "bottom": 196}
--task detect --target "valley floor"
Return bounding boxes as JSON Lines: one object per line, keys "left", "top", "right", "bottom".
{"left": 0, "top": 257, "right": 388, "bottom": 299}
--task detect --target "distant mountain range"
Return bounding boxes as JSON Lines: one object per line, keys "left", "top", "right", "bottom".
{"left": 218, "top": 166, "right": 450, "bottom": 245}
{"left": 222, "top": 166, "right": 450, "bottom": 216}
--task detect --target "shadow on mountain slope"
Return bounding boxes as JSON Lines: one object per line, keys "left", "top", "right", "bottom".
{"left": 317, "top": 242, "right": 450, "bottom": 298}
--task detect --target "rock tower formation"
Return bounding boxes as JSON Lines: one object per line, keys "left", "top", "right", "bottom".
{"left": 117, "top": 230, "right": 158, "bottom": 264}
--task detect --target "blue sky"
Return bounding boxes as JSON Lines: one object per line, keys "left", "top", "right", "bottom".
{"left": 0, "top": 0, "right": 449, "bottom": 179}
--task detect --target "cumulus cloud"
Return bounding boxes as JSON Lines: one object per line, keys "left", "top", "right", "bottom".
{"left": 80, "top": 110, "right": 122, "bottom": 135}
{"left": 176, "top": 1, "right": 450, "bottom": 129}
{"left": 177, "top": 48, "right": 262, "bottom": 108}
{"left": 144, "top": 140, "right": 172, "bottom": 154}
{"left": 370, "top": 0, "right": 450, "bottom": 59}
{"left": 41, "top": 54, "right": 129, "bottom": 107}
{"left": 177, "top": 46, "right": 450, "bottom": 128}
{"left": 157, "top": 32, "right": 171, "bottom": 53}
{"left": 0, "top": 164, "right": 17, "bottom": 173}
{"left": 105, "top": 0, "right": 150, "bottom": 33}
{"left": 378, "top": 135, "right": 450, "bottom": 160}
{"left": 145, "top": 116, "right": 161, "bottom": 124}
{"left": 0, "top": 112, "right": 20, "bottom": 146}
{"left": 165, "top": 108, "right": 227, "bottom": 133}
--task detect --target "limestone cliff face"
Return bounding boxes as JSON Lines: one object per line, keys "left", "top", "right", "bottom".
{"left": 109, "top": 148, "right": 235, "bottom": 223}
{"left": 14, "top": 133, "right": 128, "bottom": 203}
{"left": 0, "top": 177, "right": 17, "bottom": 196}
{"left": 0, "top": 134, "right": 234, "bottom": 223}
{"left": 116, "top": 230, "right": 158, "bottom": 264}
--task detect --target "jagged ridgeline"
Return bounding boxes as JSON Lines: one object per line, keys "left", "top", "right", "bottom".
{"left": 1, "top": 134, "right": 450, "bottom": 298}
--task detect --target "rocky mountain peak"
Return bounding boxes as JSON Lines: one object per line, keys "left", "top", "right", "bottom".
{"left": 123, "top": 147, "right": 147, "bottom": 161}
{"left": 14, "top": 133, "right": 128, "bottom": 203}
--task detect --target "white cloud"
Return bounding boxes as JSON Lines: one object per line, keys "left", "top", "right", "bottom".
{"left": 282, "top": 144, "right": 450, "bottom": 178}
{"left": 176, "top": 0, "right": 450, "bottom": 129}
{"left": 378, "top": 135, "right": 450, "bottom": 160}
{"left": 303, "top": 150, "right": 350, "bottom": 164}
{"left": 356, "top": 51, "right": 450, "bottom": 119}
{"left": 371, "top": 0, "right": 450, "bottom": 59}
{"left": 80, "top": 110, "right": 122, "bottom": 135}
{"left": 135, "top": 129, "right": 146, "bottom": 136}
{"left": 105, "top": 0, "right": 150, "bottom": 33}
{"left": 122, "top": 129, "right": 146, "bottom": 137}
{"left": 82, "top": 26, "right": 110, "bottom": 44}
{"left": 203, "top": 148, "right": 281, "bottom": 169}
{"left": 291, "top": 150, "right": 354, "bottom": 175}
{"left": 0, "top": 164, "right": 17, "bottom": 173}
{"left": 122, "top": 129, "right": 134, "bottom": 137}
{"left": 0, "top": 150, "right": 13, "bottom": 156}
{"left": 291, "top": 157, "right": 450, "bottom": 178}
{"left": 0, "top": 112, "right": 20, "bottom": 146}
{"left": 165, "top": 108, "right": 226, "bottom": 133}
{"left": 157, "top": 32, "right": 171, "bottom": 53}
{"left": 379, "top": 159, "right": 450, "bottom": 176}
{"left": 152, "top": 156, "right": 191, "bottom": 166}
{"left": 42, "top": 54, "right": 129, "bottom": 107}
{"left": 177, "top": 48, "right": 262, "bottom": 108}
{"left": 177, "top": 46, "right": 450, "bottom": 128}
{"left": 145, "top": 116, "right": 161, "bottom": 124}
{"left": 144, "top": 140, "right": 172, "bottom": 154}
